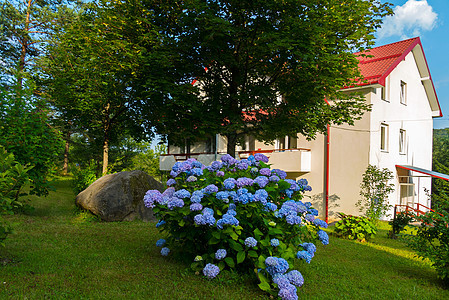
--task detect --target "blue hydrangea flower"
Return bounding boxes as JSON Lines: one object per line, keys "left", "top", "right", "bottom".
{"left": 269, "top": 175, "right": 280, "bottom": 182}
{"left": 286, "top": 270, "right": 304, "bottom": 287}
{"left": 216, "top": 171, "right": 225, "bottom": 177}
{"left": 272, "top": 169, "right": 287, "bottom": 179}
{"left": 211, "top": 161, "right": 223, "bottom": 170}
{"left": 194, "top": 214, "right": 205, "bottom": 225}
{"left": 156, "top": 239, "right": 166, "bottom": 247}
{"left": 190, "top": 190, "right": 204, "bottom": 203}
{"left": 318, "top": 230, "right": 329, "bottom": 245}
{"left": 309, "top": 208, "right": 319, "bottom": 216}
{"left": 273, "top": 274, "right": 291, "bottom": 289}
{"left": 296, "top": 250, "right": 312, "bottom": 263}
{"left": 244, "top": 237, "right": 257, "bottom": 248}
{"left": 173, "top": 189, "right": 191, "bottom": 199}
{"left": 223, "top": 178, "right": 237, "bottom": 190}
{"left": 190, "top": 203, "right": 203, "bottom": 211}
{"left": 300, "top": 242, "right": 317, "bottom": 257}
{"left": 167, "top": 197, "right": 184, "bottom": 210}
{"left": 313, "top": 218, "right": 328, "bottom": 228}
{"left": 155, "top": 220, "right": 166, "bottom": 228}
{"left": 166, "top": 179, "right": 176, "bottom": 186}
{"left": 216, "top": 191, "right": 229, "bottom": 201}
{"left": 286, "top": 214, "right": 302, "bottom": 225}
{"left": 202, "top": 207, "right": 214, "bottom": 216}
{"left": 161, "top": 247, "right": 170, "bottom": 256}
{"left": 236, "top": 177, "right": 254, "bottom": 188}
{"left": 215, "top": 249, "right": 227, "bottom": 260}
{"left": 204, "top": 184, "right": 219, "bottom": 194}
{"left": 221, "top": 154, "right": 237, "bottom": 166}
{"left": 162, "top": 187, "right": 175, "bottom": 197}
{"left": 274, "top": 257, "right": 289, "bottom": 274}
{"left": 254, "top": 176, "right": 269, "bottom": 188}
{"left": 270, "top": 238, "right": 280, "bottom": 247}
{"left": 285, "top": 179, "right": 299, "bottom": 191}
{"left": 254, "top": 189, "right": 269, "bottom": 205}
{"left": 186, "top": 175, "right": 197, "bottom": 182}
{"left": 305, "top": 214, "right": 315, "bottom": 222}
{"left": 203, "top": 263, "right": 220, "bottom": 279}
{"left": 237, "top": 160, "right": 249, "bottom": 170}
{"left": 191, "top": 167, "right": 203, "bottom": 176}
{"left": 265, "top": 202, "right": 278, "bottom": 212}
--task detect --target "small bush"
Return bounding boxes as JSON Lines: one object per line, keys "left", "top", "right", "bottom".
{"left": 0, "top": 146, "right": 32, "bottom": 245}
{"left": 145, "top": 154, "right": 328, "bottom": 299}
{"left": 334, "top": 213, "right": 377, "bottom": 242}
{"left": 71, "top": 160, "right": 98, "bottom": 195}
{"left": 388, "top": 211, "right": 413, "bottom": 238}
{"left": 407, "top": 201, "right": 449, "bottom": 286}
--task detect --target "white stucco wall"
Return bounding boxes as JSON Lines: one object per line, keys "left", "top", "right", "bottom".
{"left": 368, "top": 51, "right": 434, "bottom": 218}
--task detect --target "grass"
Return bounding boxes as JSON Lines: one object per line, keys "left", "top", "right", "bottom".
{"left": 0, "top": 177, "right": 448, "bottom": 299}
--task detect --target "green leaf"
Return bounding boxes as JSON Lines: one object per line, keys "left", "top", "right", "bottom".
{"left": 237, "top": 251, "right": 246, "bottom": 264}
{"left": 258, "top": 281, "right": 271, "bottom": 292}
{"left": 229, "top": 240, "right": 244, "bottom": 252}
{"left": 224, "top": 257, "right": 235, "bottom": 268}
{"left": 248, "top": 250, "right": 258, "bottom": 258}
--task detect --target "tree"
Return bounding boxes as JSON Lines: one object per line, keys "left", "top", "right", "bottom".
{"left": 144, "top": 0, "right": 392, "bottom": 157}
{"left": 0, "top": 0, "right": 75, "bottom": 88}
{"left": 432, "top": 129, "right": 449, "bottom": 208}
{"left": 40, "top": 0, "right": 159, "bottom": 174}
{"left": 357, "top": 164, "right": 395, "bottom": 222}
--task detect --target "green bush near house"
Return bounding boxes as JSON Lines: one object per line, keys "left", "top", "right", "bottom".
{"left": 334, "top": 213, "right": 377, "bottom": 242}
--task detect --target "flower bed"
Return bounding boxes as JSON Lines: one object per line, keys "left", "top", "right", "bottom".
{"left": 144, "top": 154, "right": 328, "bottom": 300}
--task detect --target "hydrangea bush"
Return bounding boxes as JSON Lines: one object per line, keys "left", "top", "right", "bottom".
{"left": 144, "top": 154, "right": 328, "bottom": 299}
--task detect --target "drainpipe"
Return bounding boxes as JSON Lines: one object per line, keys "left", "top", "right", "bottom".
{"left": 325, "top": 124, "right": 330, "bottom": 223}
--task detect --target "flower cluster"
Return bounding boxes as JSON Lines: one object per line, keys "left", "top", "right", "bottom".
{"left": 145, "top": 153, "right": 327, "bottom": 299}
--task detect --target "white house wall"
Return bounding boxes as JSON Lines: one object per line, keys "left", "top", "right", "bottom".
{"left": 368, "top": 51, "right": 433, "bottom": 217}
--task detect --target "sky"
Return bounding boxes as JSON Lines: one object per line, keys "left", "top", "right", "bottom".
{"left": 376, "top": 0, "right": 449, "bottom": 129}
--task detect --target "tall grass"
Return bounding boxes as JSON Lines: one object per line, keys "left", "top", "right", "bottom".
{"left": 0, "top": 177, "right": 447, "bottom": 299}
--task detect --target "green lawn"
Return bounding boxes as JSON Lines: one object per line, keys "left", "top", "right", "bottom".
{"left": 0, "top": 177, "right": 448, "bottom": 299}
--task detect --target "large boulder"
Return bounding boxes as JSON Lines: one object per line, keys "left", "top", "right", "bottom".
{"left": 75, "top": 170, "right": 163, "bottom": 222}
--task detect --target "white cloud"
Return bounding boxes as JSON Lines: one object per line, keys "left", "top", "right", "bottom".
{"left": 377, "top": 0, "right": 438, "bottom": 40}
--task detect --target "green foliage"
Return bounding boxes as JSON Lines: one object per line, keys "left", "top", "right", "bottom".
{"left": 0, "top": 85, "right": 63, "bottom": 196}
{"left": 71, "top": 160, "right": 98, "bottom": 195}
{"left": 388, "top": 212, "right": 413, "bottom": 239}
{"left": 149, "top": 155, "right": 328, "bottom": 298}
{"left": 146, "top": 0, "right": 392, "bottom": 155}
{"left": 122, "top": 143, "right": 167, "bottom": 181}
{"left": 0, "top": 146, "right": 32, "bottom": 245}
{"left": 407, "top": 200, "right": 449, "bottom": 286}
{"left": 334, "top": 213, "right": 377, "bottom": 242}
{"left": 357, "top": 165, "right": 395, "bottom": 222}
{"left": 431, "top": 129, "right": 449, "bottom": 208}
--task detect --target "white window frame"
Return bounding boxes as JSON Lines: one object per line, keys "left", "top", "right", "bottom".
{"left": 380, "top": 123, "right": 389, "bottom": 152}
{"left": 400, "top": 80, "right": 407, "bottom": 105}
{"left": 381, "top": 75, "right": 390, "bottom": 102}
{"left": 399, "top": 129, "right": 406, "bottom": 154}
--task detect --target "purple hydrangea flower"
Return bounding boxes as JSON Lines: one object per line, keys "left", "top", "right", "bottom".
{"left": 254, "top": 153, "right": 269, "bottom": 163}
{"left": 237, "top": 160, "right": 249, "bottom": 170}
{"left": 260, "top": 168, "right": 271, "bottom": 176}
{"left": 204, "top": 184, "right": 219, "bottom": 194}
{"left": 162, "top": 187, "right": 175, "bottom": 197}
{"left": 215, "top": 249, "right": 227, "bottom": 260}
{"left": 278, "top": 284, "right": 298, "bottom": 300}
{"left": 269, "top": 175, "right": 280, "bottom": 182}
{"left": 186, "top": 175, "right": 197, "bottom": 182}
{"left": 273, "top": 274, "right": 291, "bottom": 289}
{"left": 203, "top": 263, "right": 220, "bottom": 279}
{"left": 143, "top": 190, "right": 163, "bottom": 208}
{"left": 272, "top": 169, "right": 287, "bottom": 179}
{"left": 211, "top": 160, "right": 223, "bottom": 170}
{"left": 244, "top": 237, "right": 257, "bottom": 248}
{"left": 161, "top": 247, "right": 170, "bottom": 256}
{"left": 166, "top": 179, "right": 176, "bottom": 186}
{"left": 167, "top": 197, "right": 184, "bottom": 210}
{"left": 216, "top": 171, "right": 225, "bottom": 177}
{"left": 305, "top": 214, "right": 315, "bottom": 222}
{"left": 236, "top": 177, "right": 254, "bottom": 188}
{"left": 221, "top": 154, "right": 237, "bottom": 166}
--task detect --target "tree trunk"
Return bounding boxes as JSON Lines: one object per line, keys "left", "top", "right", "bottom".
{"left": 102, "top": 137, "right": 109, "bottom": 175}
{"left": 62, "top": 130, "right": 70, "bottom": 175}
{"left": 226, "top": 134, "right": 237, "bottom": 158}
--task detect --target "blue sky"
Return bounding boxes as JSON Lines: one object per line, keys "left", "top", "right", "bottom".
{"left": 377, "top": 0, "right": 449, "bottom": 129}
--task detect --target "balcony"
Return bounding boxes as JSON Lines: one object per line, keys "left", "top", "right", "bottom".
{"left": 160, "top": 148, "right": 311, "bottom": 173}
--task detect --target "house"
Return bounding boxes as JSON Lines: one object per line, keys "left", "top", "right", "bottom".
{"left": 160, "top": 37, "right": 442, "bottom": 222}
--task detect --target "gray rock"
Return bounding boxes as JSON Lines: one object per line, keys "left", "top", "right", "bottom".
{"left": 75, "top": 170, "right": 164, "bottom": 222}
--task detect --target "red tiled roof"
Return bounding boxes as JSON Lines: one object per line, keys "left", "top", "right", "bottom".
{"left": 355, "top": 37, "right": 420, "bottom": 86}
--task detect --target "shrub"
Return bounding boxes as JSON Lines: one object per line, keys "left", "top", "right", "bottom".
{"left": 357, "top": 165, "right": 394, "bottom": 222}
{"left": 144, "top": 154, "right": 328, "bottom": 299}
{"left": 388, "top": 211, "right": 413, "bottom": 239}
{"left": 334, "top": 213, "right": 377, "bottom": 242}
{"left": 71, "top": 160, "right": 98, "bottom": 195}
{"left": 0, "top": 146, "right": 32, "bottom": 245}
{"left": 406, "top": 201, "right": 449, "bottom": 286}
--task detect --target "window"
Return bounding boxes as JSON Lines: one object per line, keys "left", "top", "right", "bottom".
{"left": 380, "top": 123, "right": 389, "bottom": 151}
{"left": 380, "top": 86, "right": 386, "bottom": 101}
{"left": 381, "top": 75, "right": 389, "bottom": 101}
{"left": 399, "top": 129, "right": 406, "bottom": 154}
{"left": 400, "top": 81, "right": 407, "bottom": 104}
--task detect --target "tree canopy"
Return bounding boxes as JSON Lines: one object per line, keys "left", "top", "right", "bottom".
{"left": 144, "top": 0, "right": 392, "bottom": 156}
